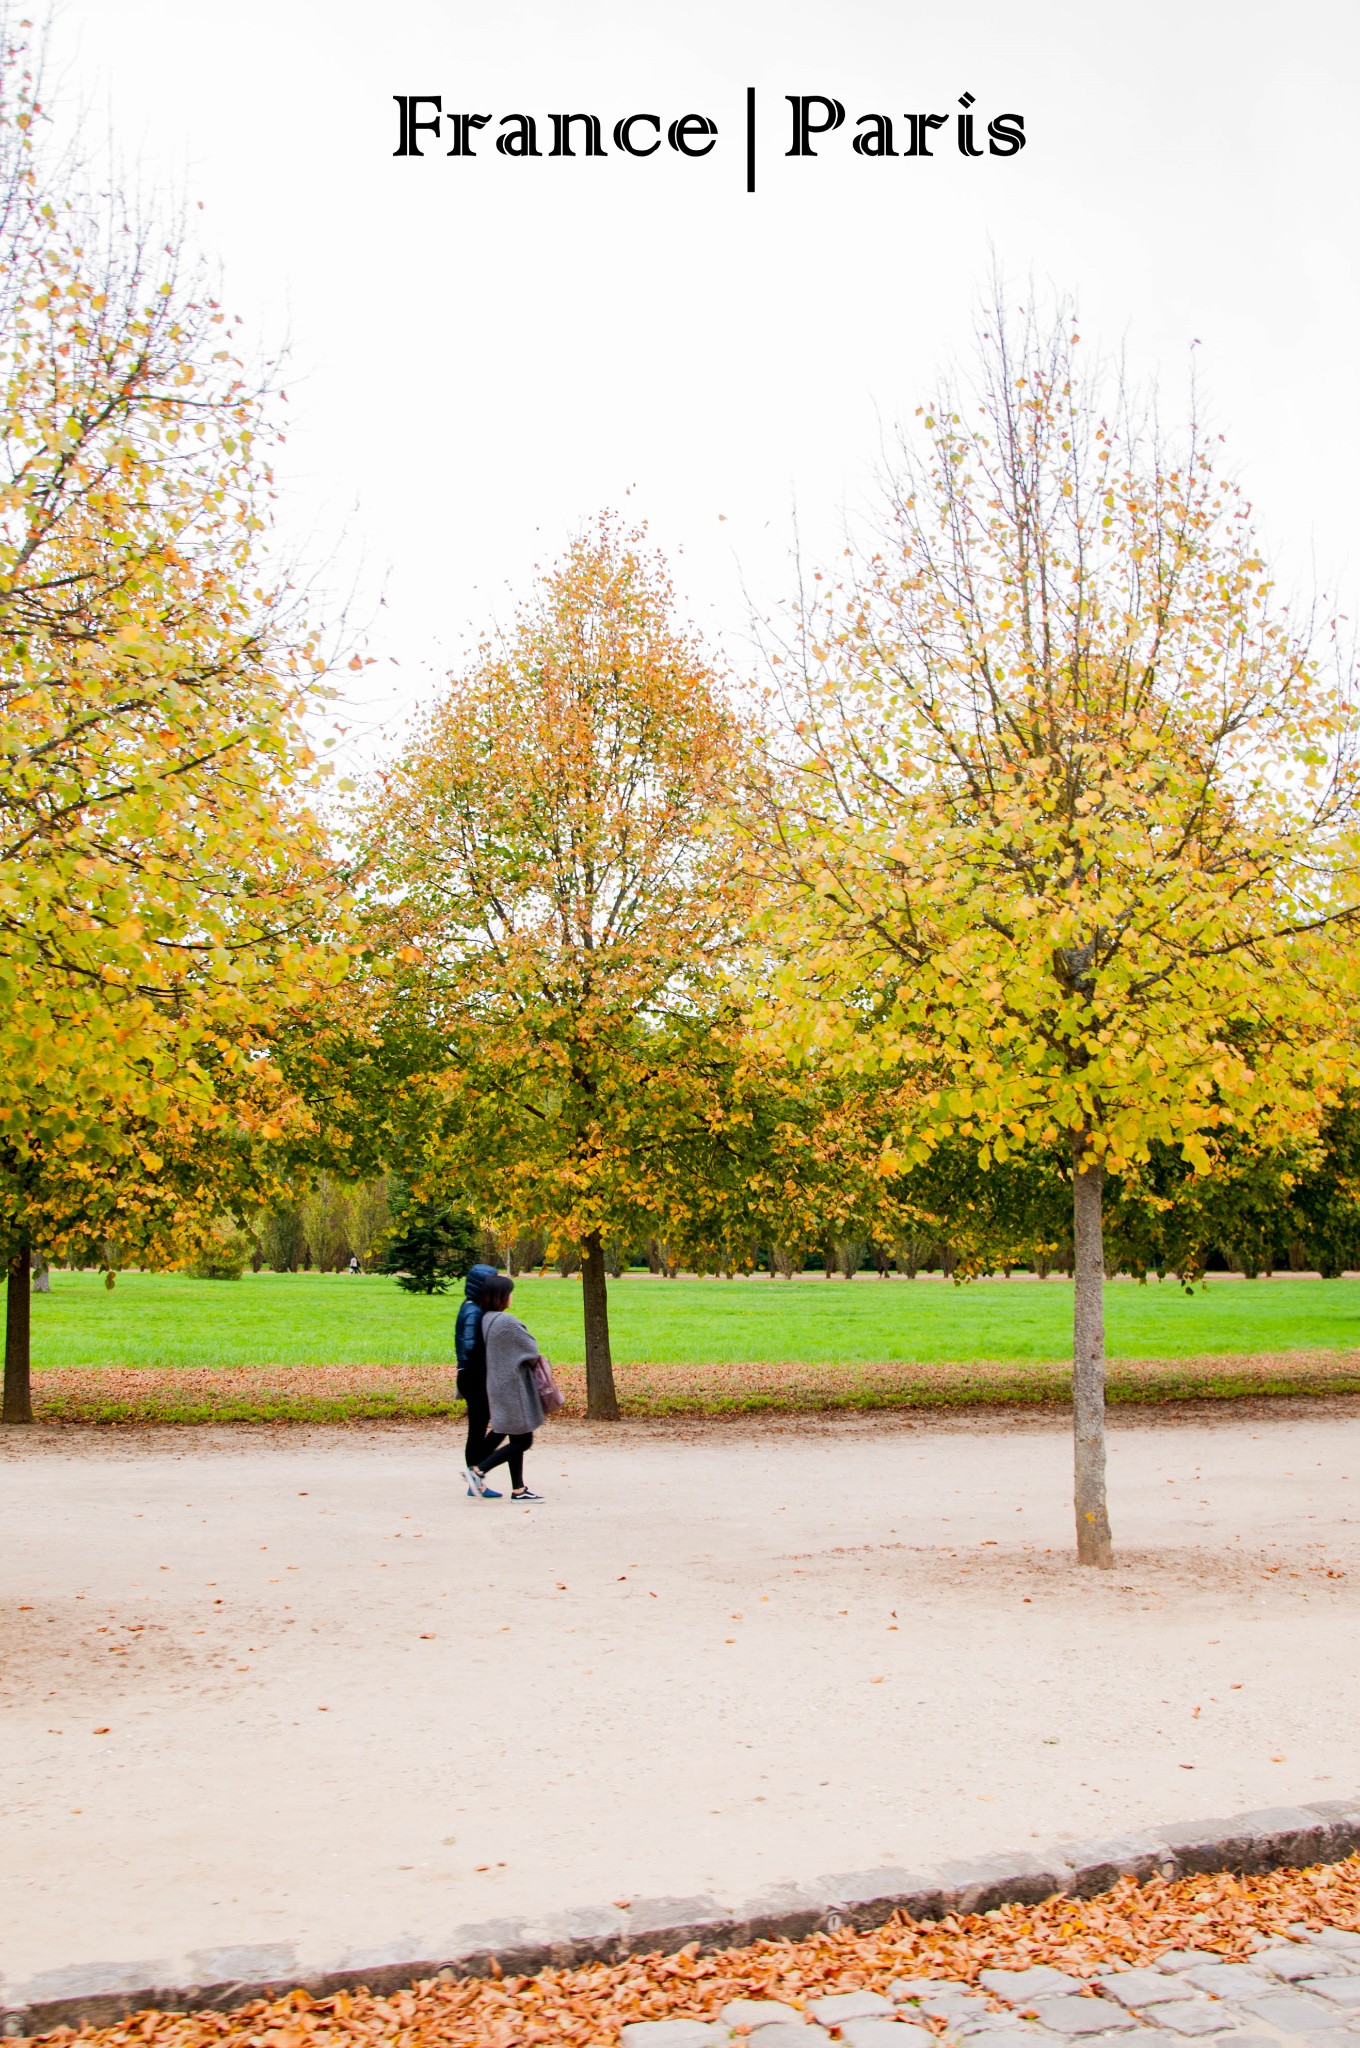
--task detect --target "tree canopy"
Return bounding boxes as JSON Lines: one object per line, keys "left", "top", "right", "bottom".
{"left": 0, "top": 26, "right": 348, "bottom": 1414}
{"left": 751, "top": 301, "right": 1360, "bottom": 1562}
{"left": 362, "top": 518, "right": 748, "bottom": 1413}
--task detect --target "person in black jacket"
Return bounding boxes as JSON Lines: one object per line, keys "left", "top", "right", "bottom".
{"left": 455, "top": 1263, "right": 502, "bottom": 1497}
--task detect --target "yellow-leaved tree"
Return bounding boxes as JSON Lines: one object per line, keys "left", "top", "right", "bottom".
{"left": 753, "top": 303, "right": 1360, "bottom": 1563}
{"left": 0, "top": 26, "right": 346, "bottom": 1416}
{"left": 363, "top": 519, "right": 746, "bottom": 1417}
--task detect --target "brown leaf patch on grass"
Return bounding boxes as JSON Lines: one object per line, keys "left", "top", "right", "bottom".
{"left": 31, "top": 1364, "right": 465, "bottom": 1425}
{"left": 28, "top": 1351, "right": 1360, "bottom": 1423}
{"left": 26, "top": 1858, "right": 1360, "bottom": 2048}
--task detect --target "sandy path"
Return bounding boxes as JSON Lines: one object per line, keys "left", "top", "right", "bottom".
{"left": 1, "top": 1404, "right": 1357, "bottom": 1987}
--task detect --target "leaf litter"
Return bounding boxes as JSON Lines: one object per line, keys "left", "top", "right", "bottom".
{"left": 26, "top": 1352, "right": 1360, "bottom": 1425}
{"left": 25, "top": 1857, "right": 1360, "bottom": 2048}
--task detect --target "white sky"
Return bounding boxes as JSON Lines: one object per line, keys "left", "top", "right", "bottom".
{"left": 49, "top": 0, "right": 1360, "bottom": 754}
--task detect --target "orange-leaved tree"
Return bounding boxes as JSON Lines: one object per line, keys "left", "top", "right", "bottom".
{"left": 363, "top": 519, "right": 747, "bottom": 1417}
{"left": 752, "top": 303, "right": 1360, "bottom": 1563}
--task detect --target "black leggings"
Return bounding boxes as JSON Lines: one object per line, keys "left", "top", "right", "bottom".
{"left": 478, "top": 1432, "right": 534, "bottom": 1491}
{"left": 459, "top": 1375, "right": 497, "bottom": 1470}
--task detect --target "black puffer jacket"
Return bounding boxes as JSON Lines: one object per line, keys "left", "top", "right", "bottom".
{"left": 454, "top": 1263, "right": 499, "bottom": 1390}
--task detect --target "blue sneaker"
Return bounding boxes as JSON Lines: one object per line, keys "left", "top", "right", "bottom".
{"left": 465, "top": 1467, "right": 502, "bottom": 1499}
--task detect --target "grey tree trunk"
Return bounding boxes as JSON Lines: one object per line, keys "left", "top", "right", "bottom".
{"left": 581, "top": 1229, "right": 619, "bottom": 1420}
{"left": 1071, "top": 1151, "right": 1113, "bottom": 1566}
{"left": 4, "top": 1235, "right": 33, "bottom": 1424}
{"left": 31, "top": 1255, "right": 50, "bottom": 1294}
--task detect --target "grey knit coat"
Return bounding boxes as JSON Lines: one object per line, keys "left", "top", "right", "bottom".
{"left": 482, "top": 1309, "right": 546, "bottom": 1436}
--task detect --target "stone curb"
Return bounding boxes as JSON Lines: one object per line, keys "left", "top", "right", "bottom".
{"left": 6, "top": 1798, "right": 1358, "bottom": 2038}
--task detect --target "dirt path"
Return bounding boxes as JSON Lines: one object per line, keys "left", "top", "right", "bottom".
{"left": 1, "top": 1404, "right": 1356, "bottom": 1990}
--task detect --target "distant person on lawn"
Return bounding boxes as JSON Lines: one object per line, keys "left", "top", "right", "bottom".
{"left": 455, "top": 1262, "right": 502, "bottom": 1497}
{"left": 466, "top": 1274, "right": 546, "bottom": 1503}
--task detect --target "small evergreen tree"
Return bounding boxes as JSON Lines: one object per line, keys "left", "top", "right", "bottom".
{"left": 381, "top": 1187, "right": 479, "bottom": 1295}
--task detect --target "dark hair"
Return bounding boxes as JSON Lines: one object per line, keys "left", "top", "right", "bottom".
{"left": 483, "top": 1274, "right": 514, "bottom": 1311}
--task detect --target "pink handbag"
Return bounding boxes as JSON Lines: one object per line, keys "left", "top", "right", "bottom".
{"left": 532, "top": 1353, "right": 566, "bottom": 1416}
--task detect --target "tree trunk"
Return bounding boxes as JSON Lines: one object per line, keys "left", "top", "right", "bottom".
{"left": 1071, "top": 1149, "right": 1113, "bottom": 1567}
{"left": 4, "top": 1235, "right": 34, "bottom": 1424}
{"left": 31, "top": 1254, "right": 50, "bottom": 1294}
{"left": 581, "top": 1229, "right": 619, "bottom": 1420}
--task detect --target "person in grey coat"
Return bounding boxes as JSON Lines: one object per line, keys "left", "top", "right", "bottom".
{"left": 466, "top": 1274, "right": 546, "bottom": 1502}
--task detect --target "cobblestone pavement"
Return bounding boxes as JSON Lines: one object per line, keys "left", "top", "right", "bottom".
{"left": 620, "top": 1926, "right": 1360, "bottom": 2048}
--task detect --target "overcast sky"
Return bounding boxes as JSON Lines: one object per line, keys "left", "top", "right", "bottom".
{"left": 48, "top": 0, "right": 1359, "bottom": 750}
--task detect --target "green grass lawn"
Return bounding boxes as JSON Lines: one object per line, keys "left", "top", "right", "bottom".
{"left": 27, "top": 1267, "right": 1360, "bottom": 1372}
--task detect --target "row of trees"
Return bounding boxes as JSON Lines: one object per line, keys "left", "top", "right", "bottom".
{"left": 253, "top": 1176, "right": 391, "bottom": 1274}
{"left": 341, "top": 386, "right": 1360, "bottom": 1569}
{"left": 4, "top": 22, "right": 1359, "bottom": 1566}
{"left": 64, "top": 1119, "right": 1360, "bottom": 1287}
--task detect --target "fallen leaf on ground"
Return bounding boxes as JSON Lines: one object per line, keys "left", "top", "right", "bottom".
{"left": 23, "top": 1856, "right": 1360, "bottom": 2048}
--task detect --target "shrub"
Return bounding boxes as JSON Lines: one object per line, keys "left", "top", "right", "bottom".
{"left": 187, "top": 1219, "right": 254, "bottom": 1280}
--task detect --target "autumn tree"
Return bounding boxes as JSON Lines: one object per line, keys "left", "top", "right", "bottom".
{"left": 0, "top": 27, "right": 345, "bottom": 1415}
{"left": 665, "top": 1050, "right": 909, "bottom": 1278}
{"left": 363, "top": 520, "right": 746, "bottom": 1417}
{"left": 753, "top": 302, "right": 1360, "bottom": 1563}
{"left": 1286, "top": 1101, "right": 1360, "bottom": 1278}
{"left": 887, "top": 1139, "right": 1070, "bottom": 1278}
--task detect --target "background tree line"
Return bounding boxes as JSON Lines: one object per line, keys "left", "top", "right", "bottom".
{"left": 36, "top": 1098, "right": 1360, "bottom": 1295}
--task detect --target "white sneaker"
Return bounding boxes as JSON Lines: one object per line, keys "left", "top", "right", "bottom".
{"left": 465, "top": 1465, "right": 487, "bottom": 1497}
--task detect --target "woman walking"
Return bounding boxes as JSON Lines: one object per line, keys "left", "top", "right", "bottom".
{"left": 456, "top": 1262, "right": 503, "bottom": 1497}
{"left": 467, "top": 1274, "right": 546, "bottom": 1503}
